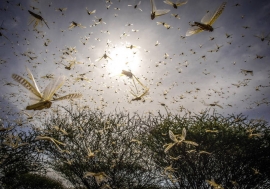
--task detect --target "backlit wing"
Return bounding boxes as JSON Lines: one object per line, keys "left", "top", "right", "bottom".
{"left": 12, "top": 74, "right": 42, "bottom": 99}
{"left": 164, "top": 0, "right": 174, "bottom": 6}
{"left": 155, "top": 9, "right": 170, "bottom": 17}
{"left": 26, "top": 67, "right": 41, "bottom": 95}
{"left": 29, "top": 92, "right": 43, "bottom": 104}
{"left": 150, "top": 0, "right": 157, "bottom": 13}
{"left": 181, "top": 128, "right": 186, "bottom": 140}
{"left": 201, "top": 11, "right": 214, "bottom": 25}
{"left": 186, "top": 26, "right": 203, "bottom": 36}
{"left": 53, "top": 93, "right": 82, "bottom": 101}
{"left": 169, "top": 130, "right": 178, "bottom": 142}
{"left": 208, "top": 2, "right": 226, "bottom": 26}
{"left": 176, "top": 1, "right": 188, "bottom": 6}
{"left": 133, "top": 75, "right": 146, "bottom": 88}
{"left": 43, "top": 76, "right": 65, "bottom": 101}
{"left": 201, "top": 2, "right": 226, "bottom": 25}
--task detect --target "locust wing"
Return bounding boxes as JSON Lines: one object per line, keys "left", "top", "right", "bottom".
{"left": 150, "top": 0, "right": 157, "bottom": 13}
{"left": 12, "top": 74, "right": 42, "bottom": 100}
{"left": 186, "top": 26, "right": 203, "bottom": 36}
{"left": 26, "top": 67, "right": 41, "bottom": 95}
{"left": 176, "top": 0, "right": 188, "bottom": 6}
{"left": 169, "top": 130, "right": 178, "bottom": 142}
{"left": 164, "top": 0, "right": 174, "bottom": 6}
{"left": 180, "top": 128, "right": 186, "bottom": 140}
{"left": 155, "top": 9, "right": 170, "bottom": 17}
{"left": 208, "top": 2, "right": 226, "bottom": 25}
{"left": 164, "top": 0, "right": 187, "bottom": 7}
{"left": 53, "top": 93, "right": 82, "bottom": 101}
{"left": 201, "top": 2, "right": 226, "bottom": 25}
{"left": 43, "top": 76, "right": 65, "bottom": 101}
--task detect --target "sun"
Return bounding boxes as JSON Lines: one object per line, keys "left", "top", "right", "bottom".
{"left": 106, "top": 45, "right": 141, "bottom": 76}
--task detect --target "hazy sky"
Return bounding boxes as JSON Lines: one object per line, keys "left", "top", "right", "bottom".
{"left": 0, "top": 0, "right": 270, "bottom": 122}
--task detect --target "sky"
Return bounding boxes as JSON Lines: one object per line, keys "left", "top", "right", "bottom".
{"left": 0, "top": 0, "right": 270, "bottom": 123}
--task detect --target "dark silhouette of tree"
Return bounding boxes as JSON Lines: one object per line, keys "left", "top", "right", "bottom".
{"left": 0, "top": 118, "right": 47, "bottom": 188}
{"left": 35, "top": 106, "right": 162, "bottom": 189}
{"left": 144, "top": 109, "right": 270, "bottom": 188}
{"left": 4, "top": 173, "right": 66, "bottom": 189}
{"left": 3, "top": 108, "right": 269, "bottom": 189}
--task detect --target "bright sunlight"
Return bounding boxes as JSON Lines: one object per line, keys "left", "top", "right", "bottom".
{"left": 106, "top": 45, "right": 141, "bottom": 76}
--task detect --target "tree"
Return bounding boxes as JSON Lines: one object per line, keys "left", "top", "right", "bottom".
{"left": 34, "top": 106, "right": 162, "bottom": 189}
{"left": 144, "top": 109, "right": 270, "bottom": 188}
{"left": 5, "top": 173, "right": 66, "bottom": 189}
{"left": 0, "top": 117, "right": 47, "bottom": 188}
{"left": 5, "top": 107, "right": 269, "bottom": 189}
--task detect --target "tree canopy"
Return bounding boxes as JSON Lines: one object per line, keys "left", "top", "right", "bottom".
{"left": 145, "top": 111, "right": 270, "bottom": 188}
{"left": 0, "top": 118, "right": 47, "bottom": 188}
{"left": 1, "top": 107, "right": 270, "bottom": 188}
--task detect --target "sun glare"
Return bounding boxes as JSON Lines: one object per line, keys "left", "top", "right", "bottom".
{"left": 106, "top": 45, "right": 141, "bottom": 76}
